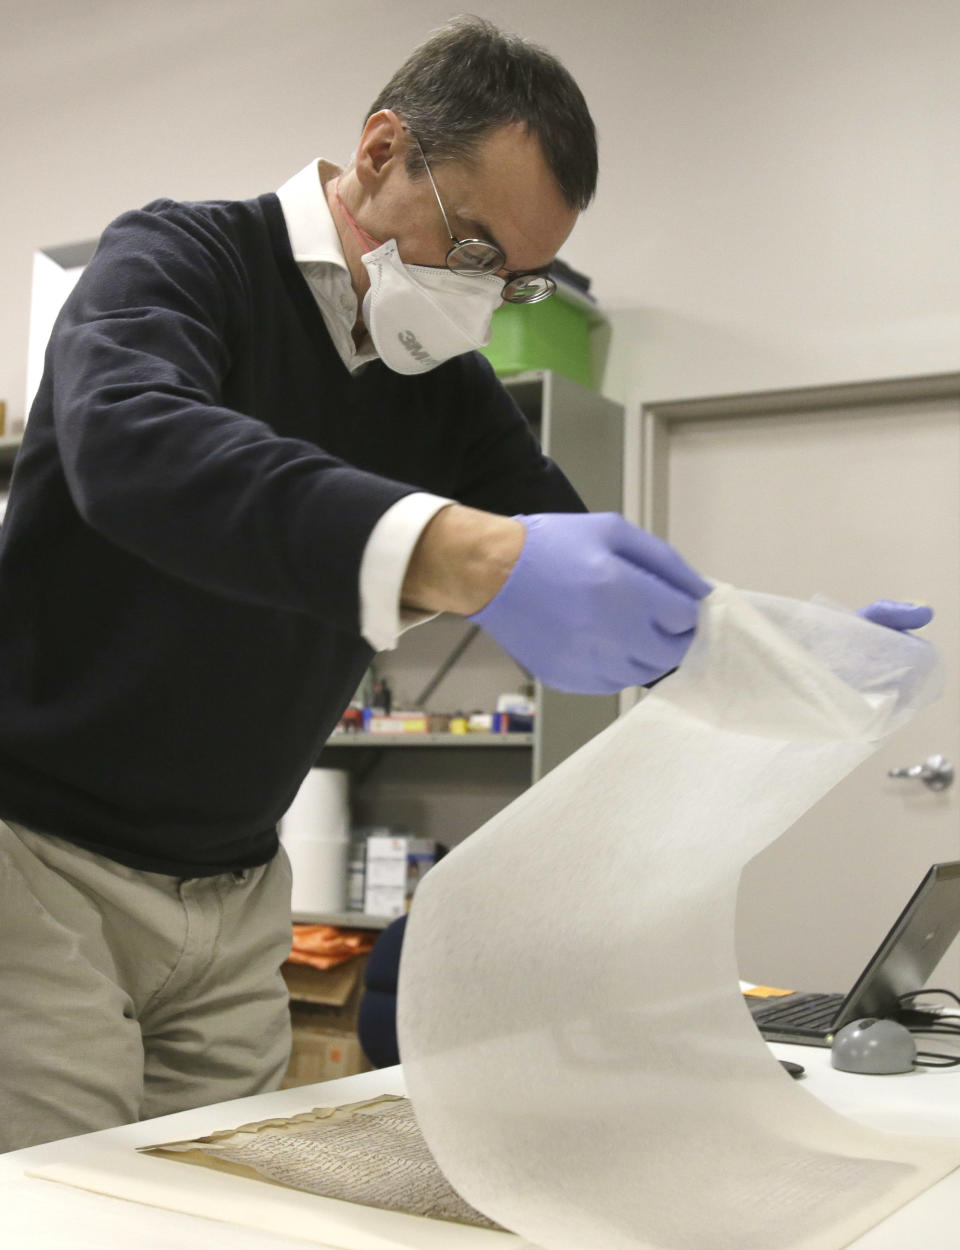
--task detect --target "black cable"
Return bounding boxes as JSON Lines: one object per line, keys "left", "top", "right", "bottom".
{"left": 899, "top": 987, "right": 960, "bottom": 1010}
{"left": 895, "top": 989, "right": 960, "bottom": 1067}
{"left": 915, "top": 1052, "right": 960, "bottom": 1068}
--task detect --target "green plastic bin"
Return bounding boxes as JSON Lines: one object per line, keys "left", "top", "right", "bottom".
{"left": 480, "top": 285, "right": 603, "bottom": 387}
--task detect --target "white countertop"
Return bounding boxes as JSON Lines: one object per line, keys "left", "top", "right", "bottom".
{"left": 3, "top": 1051, "right": 960, "bottom": 1249}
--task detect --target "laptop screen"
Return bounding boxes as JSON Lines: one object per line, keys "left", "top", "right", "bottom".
{"left": 834, "top": 860, "right": 960, "bottom": 1030}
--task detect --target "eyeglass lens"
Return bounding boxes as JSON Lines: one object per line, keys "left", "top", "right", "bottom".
{"left": 502, "top": 274, "right": 556, "bottom": 304}
{"left": 446, "top": 239, "right": 504, "bottom": 274}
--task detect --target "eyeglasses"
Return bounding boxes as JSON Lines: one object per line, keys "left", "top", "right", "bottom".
{"left": 410, "top": 135, "right": 557, "bottom": 305}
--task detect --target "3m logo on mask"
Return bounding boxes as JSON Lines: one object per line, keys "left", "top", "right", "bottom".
{"left": 397, "top": 330, "right": 440, "bottom": 371}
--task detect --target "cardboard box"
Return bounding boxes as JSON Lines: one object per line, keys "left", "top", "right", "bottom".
{"left": 283, "top": 1024, "right": 372, "bottom": 1087}
{"left": 366, "top": 712, "right": 430, "bottom": 733}
{"left": 363, "top": 835, "right": 438, "bottom": 918}
{"left": 282, "top": 955, "right": 366, "bottom": 1025}
{"left": 282, "top": 956, "right": 372, "bottom": 1088}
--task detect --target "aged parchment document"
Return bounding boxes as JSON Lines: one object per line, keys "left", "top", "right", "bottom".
{"left": 142, "top": 1094, "right": 504, "bottom": 1232}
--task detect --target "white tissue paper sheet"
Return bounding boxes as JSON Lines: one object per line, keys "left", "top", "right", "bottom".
{"left": 398, "top": 584, "right": 960, "bottom": 1250}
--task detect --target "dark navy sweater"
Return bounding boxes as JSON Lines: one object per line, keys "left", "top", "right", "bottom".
{"left": 0, "top": 192, "right": 582, "bottom": 875}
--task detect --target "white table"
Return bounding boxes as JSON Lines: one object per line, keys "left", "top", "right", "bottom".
{"left": 4, "top": 1049, "right": 960, "bottom": 1250}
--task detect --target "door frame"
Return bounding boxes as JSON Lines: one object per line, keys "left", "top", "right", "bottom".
{"left": 638, "top": 371, "right": 960, "bottom": 536}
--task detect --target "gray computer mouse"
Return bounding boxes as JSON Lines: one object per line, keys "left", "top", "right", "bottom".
{"left": 830, "top": 1017, "right": 916, "bottom": 1074}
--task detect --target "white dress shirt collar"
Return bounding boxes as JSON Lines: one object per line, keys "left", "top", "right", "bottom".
{"left": 275, "top": 159, "right": 377, "bottom": 372}
{"left": 276, "top": 158, "right": 348, "bottom": 268}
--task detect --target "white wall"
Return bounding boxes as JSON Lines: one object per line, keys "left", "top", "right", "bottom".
{"left": 2, "top": 0, "right": 958, "bottom": 433}
{"left": 596, "top": 0, "right": 960, "bottom": 407}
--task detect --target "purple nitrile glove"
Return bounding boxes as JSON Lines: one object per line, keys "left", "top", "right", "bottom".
{"left": 857, "top": 600, "right": 934, "bottom": 631}
{"left": 468, "top": 513, "right": 712, "bottom": 694}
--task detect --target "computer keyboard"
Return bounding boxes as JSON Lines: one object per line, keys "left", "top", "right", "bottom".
{"left": 749, "top": 992, "right": 844, "bottom": 1032}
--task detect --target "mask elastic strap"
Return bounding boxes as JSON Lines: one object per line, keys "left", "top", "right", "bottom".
{"left": 333, "top": 178, "right": 384, "bottom": 254}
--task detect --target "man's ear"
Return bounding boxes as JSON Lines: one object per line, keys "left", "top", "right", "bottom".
{"left": 355, "top": 109, "right": 409, "bottom": 189}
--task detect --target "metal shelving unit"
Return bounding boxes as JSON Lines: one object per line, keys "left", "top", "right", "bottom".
{"left": 292, "top": 909, "right": 392, "bottom": 930}
{"left": 309, "top": 371, "right": 625, "bottom": 869}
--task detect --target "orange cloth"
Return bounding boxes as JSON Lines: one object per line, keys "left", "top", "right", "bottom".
{"left": 288, "top": 923, "right": 376, "bottom": 971}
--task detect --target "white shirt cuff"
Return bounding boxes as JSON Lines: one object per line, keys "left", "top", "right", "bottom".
{"left": 360, "top": 493, "right": 454, "bottom": 652}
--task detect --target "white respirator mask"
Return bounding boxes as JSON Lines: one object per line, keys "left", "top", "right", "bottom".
{"left": 335, "top": 178, "right": 504, "bottom": 375}
{"left": 360, "top": 239, "right": 504, "bottom": 375}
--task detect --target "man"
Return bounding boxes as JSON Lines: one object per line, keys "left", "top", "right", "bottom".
{"left": 0, "top": 18, "right": 927, "bottom": 1152}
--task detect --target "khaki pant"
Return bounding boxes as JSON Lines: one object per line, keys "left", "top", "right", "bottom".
{"left": 0, "top": 820, "right": 293, "bottom": 1153}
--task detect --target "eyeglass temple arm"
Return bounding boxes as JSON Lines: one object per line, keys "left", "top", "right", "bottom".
{"left": 409, "top": 134, "right": 459, "bottom": 246}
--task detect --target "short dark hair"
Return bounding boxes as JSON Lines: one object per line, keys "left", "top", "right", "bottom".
{"left": 366, "top": 16, "right": 598, "bottom": 210}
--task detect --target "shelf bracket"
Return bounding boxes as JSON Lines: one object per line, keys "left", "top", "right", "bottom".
{"left": 413, "top": 623, "right": 482, "bottom": 708}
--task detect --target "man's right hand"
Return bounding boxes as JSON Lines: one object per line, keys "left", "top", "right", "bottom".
{"left": 468, "top": 512, "right": 711, "bottom": 694}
